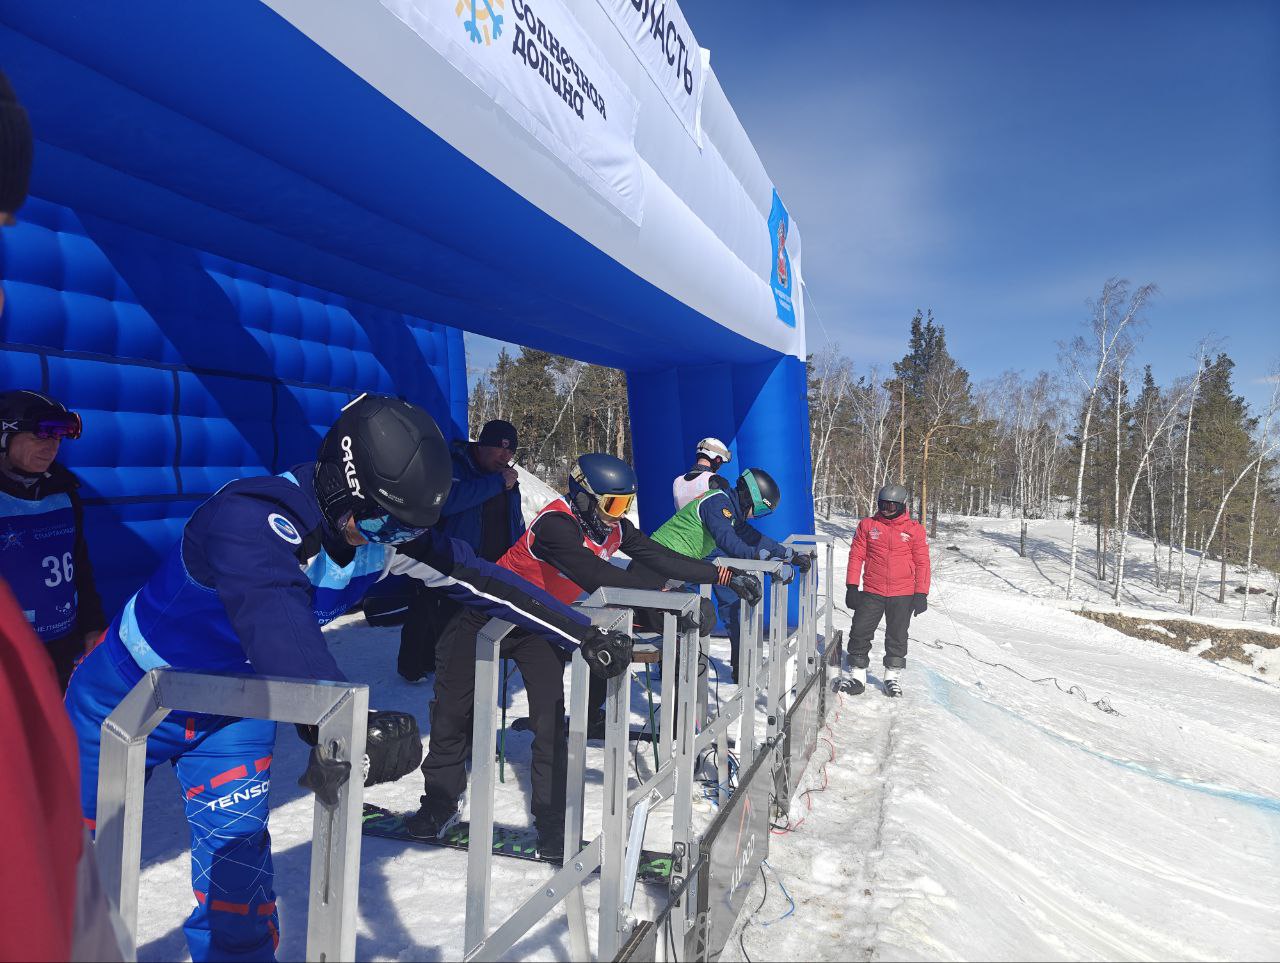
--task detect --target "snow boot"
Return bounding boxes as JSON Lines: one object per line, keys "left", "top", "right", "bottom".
{"left": 405, "top": 797, "right": 462, "bottom": 840}
{"left": 586, "top": 710, "right": 607, "bottom": 741}
{"left": 534, "top": 816, "right": 565, "bottom": 864}
{"left": 837, "top": 666, "right": 866, "bottom": 696}
{"left": 883, "top": 669, "right": 903, "bottom": 698}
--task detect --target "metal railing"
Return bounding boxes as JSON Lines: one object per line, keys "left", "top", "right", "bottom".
{"left": 462, "top": 590, "right": 705, "bottom": 962}
{"left": 95, "top": 670, "right": 369, "bottom": 962}
{"left": 97, "top": 532, "right": 837, "bottom": 963}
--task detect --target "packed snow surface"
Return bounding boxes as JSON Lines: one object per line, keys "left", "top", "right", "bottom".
{"left": 127, "top": 510, "right": 1280, "bottom": 961}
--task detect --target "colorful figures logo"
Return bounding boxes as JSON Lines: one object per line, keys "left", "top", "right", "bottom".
{"left": 457, "top": 0, "right": 504, "bottom": 45}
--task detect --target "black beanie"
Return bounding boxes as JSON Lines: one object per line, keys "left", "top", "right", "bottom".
{"left": 0, "top": 69, "right": 33, "bottom": 218}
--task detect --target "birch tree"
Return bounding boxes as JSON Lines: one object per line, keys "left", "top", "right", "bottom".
{"left": 1176, "top": 346, "right": 1207, "bottom": 603}
{"left": 1113, "top": 375, "right": 1191, "bottom": 601}
{"left": 1063, "top": 279, "right": 1152, "bottom": 599}
{"left": 1242, "top": 374, "right": 1279, "bottom": 617}
{"left": 1190, "top": 437, "right": 1280, "bottom": 615}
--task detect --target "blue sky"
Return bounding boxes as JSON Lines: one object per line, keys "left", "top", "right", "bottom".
{"left": 468, "top": 0, "right": 1278, "bottom": 409}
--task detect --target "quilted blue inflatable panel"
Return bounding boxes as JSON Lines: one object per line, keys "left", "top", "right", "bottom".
{"left": 0, "top": 197, "right": 467, "bottom": 614}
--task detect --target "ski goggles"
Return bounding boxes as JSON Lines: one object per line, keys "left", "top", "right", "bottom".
{"left": 597, "top": 492, "right": 635, "bottom": 519}
{"left": 356, "top": 513, "right": 430, "bottom": 545}
{"left": 27, "top": 412, "right": 83, "bottom": 441}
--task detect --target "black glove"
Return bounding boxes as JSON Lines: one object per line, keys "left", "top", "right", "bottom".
{"left": 297, "top": 710, "right": 423, "bottom": 794}
{"left": 845, "top": 585, "right": 863, "bottom": 611}
{"left": 790, "top": 551, "right": 813, "bottom": 575}
{"left": 581, "top": 628, "right": 633, "bottom": 679}
{"left": 298, "top": 746, "right": 351, "bottom": 807}
{"left": 678, "top": 596, "right": 718, "bottom": 636}
{"left": 364, "top": 710, "right": 423, "bottom": 786}
{"left": 912, "top": 593, "right": 928, "bottom": 616}
{"left": 727, "top": 570, "right": 762, "bottom": 607}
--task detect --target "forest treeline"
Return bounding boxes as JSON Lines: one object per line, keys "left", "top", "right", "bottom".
{"left": 468, "top": 279, "right": 1279, "bottom": 619}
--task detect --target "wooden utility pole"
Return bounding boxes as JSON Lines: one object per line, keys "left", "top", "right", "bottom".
{"left": 919, "top": 423, "right": 971, "bottom": 525}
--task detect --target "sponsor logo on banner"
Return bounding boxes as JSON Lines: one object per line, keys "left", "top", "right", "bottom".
{"left": 380, "top": 0, "right": 643, "bottom": 224}
{"left": 595, "top": 0, "right": 707, "bottom": 145}
{"left": 768, "top": 189, "right": 796, "bottom": 327}
{"left": 456, "top": 0, "right": 505, "bottom": 45}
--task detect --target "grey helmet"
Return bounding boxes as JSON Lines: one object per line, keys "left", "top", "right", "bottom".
{"left": 877, "top": 483, "right": 909, "bottom": 519}
{"left": 877, "top": 483, "right": 909, "bottom": 504}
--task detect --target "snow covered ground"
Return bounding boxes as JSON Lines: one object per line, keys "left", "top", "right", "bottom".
{"left": 126, "top": 504, "right": 1280, "bottom": 961}
{"left": 734, "top": 514, "right": 1280, "bottom": 962}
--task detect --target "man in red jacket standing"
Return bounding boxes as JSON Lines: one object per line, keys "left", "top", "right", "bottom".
{"left": 843, "top": 483, "right": 931, "bottom": 697}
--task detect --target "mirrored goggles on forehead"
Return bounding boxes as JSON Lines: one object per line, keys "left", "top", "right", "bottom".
{"left": 33, "top": 413, "right": 82, "bottom": 440}
{"left": 597, "top": 492, "right": 635, "bottom": 518}
{"left": 356, "top": 513, "right": 430, "bottom": 545}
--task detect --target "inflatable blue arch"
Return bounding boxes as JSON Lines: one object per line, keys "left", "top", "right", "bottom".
{"left": 0, "top": 1, "right": 813, "bottom": 614}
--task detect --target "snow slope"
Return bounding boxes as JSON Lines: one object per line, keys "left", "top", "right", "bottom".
{"left": 734, "top": 516, "right": 1280, "bottom": 961}
{"left": 125, "top": 512, "right": 1280, "bottom": 961}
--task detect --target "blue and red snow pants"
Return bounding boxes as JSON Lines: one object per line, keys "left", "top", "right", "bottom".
{"left": 66, "top": 636, "right": 280, "bottom": 961}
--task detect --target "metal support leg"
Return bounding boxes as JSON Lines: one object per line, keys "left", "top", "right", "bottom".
{"left": 658, "top": 612, "right": 676, "bottom": 769}
{"left": 668, "top": 620, "right": 700, "bottom": 958}
{"left": 307, "top": 686, "right": 370, "bottom": 962}
{"left": 622, "top": 792, "right": 654, "bottom": 910}
{"left": 737, "top": 595, "right": 759, "bottom": 763}
{"left": 564, "top": 651, "right": 592, "bottom": 962}
{"left": 829, "top": 542, "right": 839, "bottom": 655}
{"left": 767, "top": 576, "right": 787, "bottom": 747}
{"left": 598, "top": 611, "right": 635, "bottom": 960}
{"left": 96, "top": 670, "right": 369, "bottom": 963}
{"left": 465, "top": 619, "right": 512, "bottom": 955}
{"left": 95, "top": 673, "right": 166, "bottom": 951}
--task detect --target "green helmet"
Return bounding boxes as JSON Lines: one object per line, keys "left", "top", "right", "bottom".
{"left": 736, "top": 468, "right": 780, "bottom": 518}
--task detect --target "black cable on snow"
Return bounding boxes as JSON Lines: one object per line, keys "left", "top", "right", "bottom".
{"left": 832, "top": 601, "right": 1120, "bottom": 716}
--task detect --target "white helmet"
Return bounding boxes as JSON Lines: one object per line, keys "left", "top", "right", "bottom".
{"left": 696, "top": 437, "right": 731, "bottom": 463}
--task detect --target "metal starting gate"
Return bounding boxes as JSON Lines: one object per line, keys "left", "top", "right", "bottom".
{"left": 97, "top": 534, "right": 838, "bottom": 962}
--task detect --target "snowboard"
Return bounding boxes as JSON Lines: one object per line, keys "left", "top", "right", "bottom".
{"left": 361, "top": 804, "right": 674, "bottom": 883}
{"left": 508, "top": 716, "right": 659, "bottom": 742}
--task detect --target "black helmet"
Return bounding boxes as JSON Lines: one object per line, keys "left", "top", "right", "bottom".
{"left": 877, "top": 482, "right": 908, "bottom": 518}
{"left": 314, "top": 394, "right": 452, "bottom": 542}
{"left": 736, "top": 468, "right": 780, "bottom": 518}
{"left": 0, "top": 389, "right": 82, "bottom": 452}
{"left": 568, "top": 453, "right": 637, "bottom": 522}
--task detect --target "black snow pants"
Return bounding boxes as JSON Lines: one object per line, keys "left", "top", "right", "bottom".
{"left": 847, "top": 592, "right": 913, "bottom": 670}
{"left": 397, "top": 586, "right": 460, "bottom": 681}
{"left": 420, "top": 607, "right": 568, "bottom": 824}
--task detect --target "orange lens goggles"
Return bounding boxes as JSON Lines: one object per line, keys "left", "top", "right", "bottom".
{"left": 598, "top": 493, "right": 635, "bottom": 518}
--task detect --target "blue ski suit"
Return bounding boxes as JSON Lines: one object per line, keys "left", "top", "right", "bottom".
{"left": 65, "top": 465, "right": 593, "bottom": 962}
{"left": 685, "top": 489, "right": 794, "bottom": 676}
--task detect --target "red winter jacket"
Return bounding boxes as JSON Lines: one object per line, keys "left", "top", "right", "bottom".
{"left": 845, "top": 511, "right": 931, "bottom": 597}
{"left": 0, "top": 578, "right": 82, "bottom": 960}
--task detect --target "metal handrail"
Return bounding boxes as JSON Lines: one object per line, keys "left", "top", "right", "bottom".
{"left": 95, "top": 669, "right": 369, "bottom": 962}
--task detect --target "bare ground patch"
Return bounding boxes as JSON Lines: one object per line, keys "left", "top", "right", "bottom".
{"left": 1077, "top": 611, "right": 1280, "bottom": 674}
